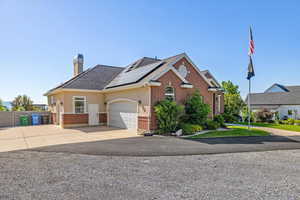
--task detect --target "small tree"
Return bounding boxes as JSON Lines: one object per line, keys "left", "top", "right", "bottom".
{"left": 222, "top": 81, "right": 245, "bottom": 122}
{"left": 241, "top": 106, "right": 256, "bottom": 122}
{"left": 154, "top": 100, "right": 184, "bottom": 134}
{"left": 0, "top": 98, "right": 8, "bottom": 111}
{"left": 185, "top": 92, "right": 210, "bottom": 125}
{"left": 12, "top": 95, "right": 33, "bottom": 111}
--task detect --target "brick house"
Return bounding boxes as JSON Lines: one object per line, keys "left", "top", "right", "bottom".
{"left": 44, "top": 53, "right": 224, "bottom": 132}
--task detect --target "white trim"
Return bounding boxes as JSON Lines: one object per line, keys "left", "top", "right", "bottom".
{"left": 72, "top": 96, "right": 87, "bottom": 114}
{"left": 180, "top": 53, "right": 221, "bottom": 87}
{"left": 107, "top": 98, "right": 138, "bottom": 104}
{"left": 181, "top": 84, "right": 194, "bottom": 89}
{"left": 208, "top": 88, "right": 223, "bottom": 92}
{"left": 218, "top": 95, "right": 221, "bottom": 113}
{"left": 45, "top": 88, "right": 101, "bottom": 96}
{"left": 144, "top": 81, "right": 161, "bottom": 87}
{"left": 102, "top": 83, "right": 145, "bottom": 93}
{"left": 165, "top": 86, "right": 175, "bottom": 101}
{"left": 151, "top": 67, "right": 188, "bottom": 83}
{"left": 200, "top": 70, "right": 221, "bottom": 88}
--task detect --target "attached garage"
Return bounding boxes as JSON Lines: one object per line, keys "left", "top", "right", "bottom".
{"left": 108, "top": 100, "right": 138, "bottom": 130}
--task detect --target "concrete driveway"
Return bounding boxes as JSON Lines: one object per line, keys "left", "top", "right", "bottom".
{"left": 0, "top": 125, "right": 139, "bottom": 152}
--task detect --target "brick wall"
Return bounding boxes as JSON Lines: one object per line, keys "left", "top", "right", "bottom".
{"left": 99, "top": 113, "right": 107, "bottom": 124}
{"left": 138, "top": 116, "right": 149, "bottom": 130}
{"left": 63, "top": 114, "right": 88, "bottom": 125}
{"left": 150, "top": 57, "right": 224, "bottom": 130}
{"left": 51, "top": 113, "right": 56, "bottom": 124}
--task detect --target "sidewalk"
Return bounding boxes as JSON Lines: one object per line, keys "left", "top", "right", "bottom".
{"left": 228, "top": 124, "right": 300, "bottom": 137}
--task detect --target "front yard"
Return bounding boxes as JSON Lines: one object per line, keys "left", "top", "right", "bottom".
{"left": 235, "top": 122, "right": 300, "bottom": 132}
{"left": 188, "top": 126, "right": 270, "bottom": 139}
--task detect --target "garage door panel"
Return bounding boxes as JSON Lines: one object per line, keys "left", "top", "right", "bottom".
{"left": 108, "top": 101, "right": 137, "bottom": 130}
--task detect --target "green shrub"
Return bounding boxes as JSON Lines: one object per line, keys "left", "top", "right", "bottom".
{"left": 181, "top": 123, "right": 203, "bottom": 135}
{"left": 255, "top": 109, "right": 274, "bottom": 122}
{"left": 294, "top": 120, "right": 300, "bottom": 125}
{"left": 287, "top": 118, "right": 295, "bottom": 125}
{"left": 213, "top": 115, "right": 226, "bottom": 127}
{"left": 274, "top": 112, "right": 280, "bottom": 121}
{"left": 205, "top": 120, "right": 220, "bottom": 130}
{"left": 222, "top": 113, "right": 238, "bottom": 123}
{"left": 185, "top": 92, "right": 211, "bottom": 125}
{"left": 154, "top": 100, "right": 184, "bottom": 134}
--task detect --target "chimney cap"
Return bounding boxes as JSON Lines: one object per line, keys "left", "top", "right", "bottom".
{"left": 73, "top": 54, "right": 84, "bottom": 63}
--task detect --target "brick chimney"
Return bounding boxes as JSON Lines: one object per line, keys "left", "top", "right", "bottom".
{"left": 73, "top": 54, "right": 84, "bottom": 76}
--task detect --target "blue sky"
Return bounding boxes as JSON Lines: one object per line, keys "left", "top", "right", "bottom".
{"left": 1, "top": 0, "right": 299, "bottom": 103}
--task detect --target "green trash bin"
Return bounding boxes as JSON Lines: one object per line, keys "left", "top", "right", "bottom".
{"left": 20, "top": 115, "right": 29, "bottom": 126}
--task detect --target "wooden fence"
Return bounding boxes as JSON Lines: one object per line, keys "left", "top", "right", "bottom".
{"left": 0, "top": 111, "right": 51, "bottom": 127}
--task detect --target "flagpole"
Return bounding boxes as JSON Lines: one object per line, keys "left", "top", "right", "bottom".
{"left": 248, "top": 68, "right": 251, "bottom": 130}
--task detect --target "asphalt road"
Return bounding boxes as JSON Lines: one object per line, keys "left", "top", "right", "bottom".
{"left": 29, "top": 135, "right": 300, "bottom": 156}
{"left": 0, "top": 150, "right": 300, "bottom": 200}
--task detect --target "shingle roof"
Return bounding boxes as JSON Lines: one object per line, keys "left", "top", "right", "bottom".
{"left": 46, "top": 52, "right": 218, "bottom": 94}
{"left": 105, "top": 53, "right": 185, "bottom": 89}
{"left": 46, "top": 65, "right": 124, "bottom": 94}
{"left": 248, "top": 92, "right": 300, "bottom": 105}
{"left": 286, "top": 86, "right": 300, "bottom": 92}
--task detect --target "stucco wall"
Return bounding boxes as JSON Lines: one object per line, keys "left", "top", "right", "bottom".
{"left": 104, "top": 87, "right": 150, "bottom": 117}
{"left": 48, "top": 91, "right": 105, "bottom": 114}
{"left": 63, "top": 91, "right": 104, "bottom": 113}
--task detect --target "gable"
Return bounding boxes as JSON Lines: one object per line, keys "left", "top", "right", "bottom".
{"left": 265, "top": 84, "right": 289, "bottom": 93}
{"left": 157, "top": 69, "right": 184, "bottom": 85}
{"left": 173, "top": 57, "right": 211, "bottom": 88}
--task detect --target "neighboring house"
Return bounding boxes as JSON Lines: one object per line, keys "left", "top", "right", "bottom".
{"left": 44, "top": 53, "right": 224, "bottom": 132}
{"left": 247, "top": 83, "right": 300, "bottom": 119}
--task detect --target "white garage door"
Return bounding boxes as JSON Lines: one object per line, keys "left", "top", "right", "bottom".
{"left": 108, "top": 101, "right": 138, "bottom": 130}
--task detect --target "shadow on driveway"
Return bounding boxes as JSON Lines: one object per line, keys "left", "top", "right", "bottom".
{"left": 189, "top": 136, "right": 300, "bottom": 145}
{"left": 24, "top": 135, "right": 300, "bottom": 157}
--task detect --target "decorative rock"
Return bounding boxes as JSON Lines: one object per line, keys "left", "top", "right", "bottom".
{"left": 175, "top": 129, "right": 182, "bottom": 136}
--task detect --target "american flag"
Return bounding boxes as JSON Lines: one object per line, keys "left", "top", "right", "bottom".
{"left": 248, "top": 27, "right": 254, "bottom": 56}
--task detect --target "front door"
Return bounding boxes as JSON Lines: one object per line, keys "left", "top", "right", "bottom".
{"left": 88, "top": 104, "right": 99, "bottom": 126}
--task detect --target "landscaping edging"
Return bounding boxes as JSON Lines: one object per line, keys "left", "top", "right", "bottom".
{"left": 180, "top": 128, "right": 229, "bottom": 138}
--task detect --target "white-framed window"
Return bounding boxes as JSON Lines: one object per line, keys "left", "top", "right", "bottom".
{"left": 73, "top": 96, "right": 86, "bottom": 114}
{"left": 218, "top": 95, "right": 221, "bottom": 113}
{"left": 165, "top": 86, "right": 175, "bottom": 101}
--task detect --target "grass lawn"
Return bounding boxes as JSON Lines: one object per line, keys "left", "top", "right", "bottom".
{"left": 235, "top": 122, "right": 300, "bottom": 132}
{"left": 189, "top": 126, "right": 270, "bottom": 139}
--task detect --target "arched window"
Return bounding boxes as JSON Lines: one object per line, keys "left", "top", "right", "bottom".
{"left": 165, "top": 86, "right": 175, "bottom": 101}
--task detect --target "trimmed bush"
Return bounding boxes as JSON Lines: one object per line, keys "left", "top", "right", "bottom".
{"left": 154, "top": 100, "right": 184, "bottom": 134}
{"left": 222, "top": 113, "right": 238, "bottom": 123}
{"left": 213, "top": 115, "right": 226, "bottom": 127}
{"left": 184, "top": 92, "right": 211, "bottom": 125}
{"left": 255, "top": 109, "right": 274, "bottom": 122}
{"left": 205, "top": 120, "right": 220, "bottom": 130}
{"left": 181, "top": 123, "right": 203, "bottom": 135}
